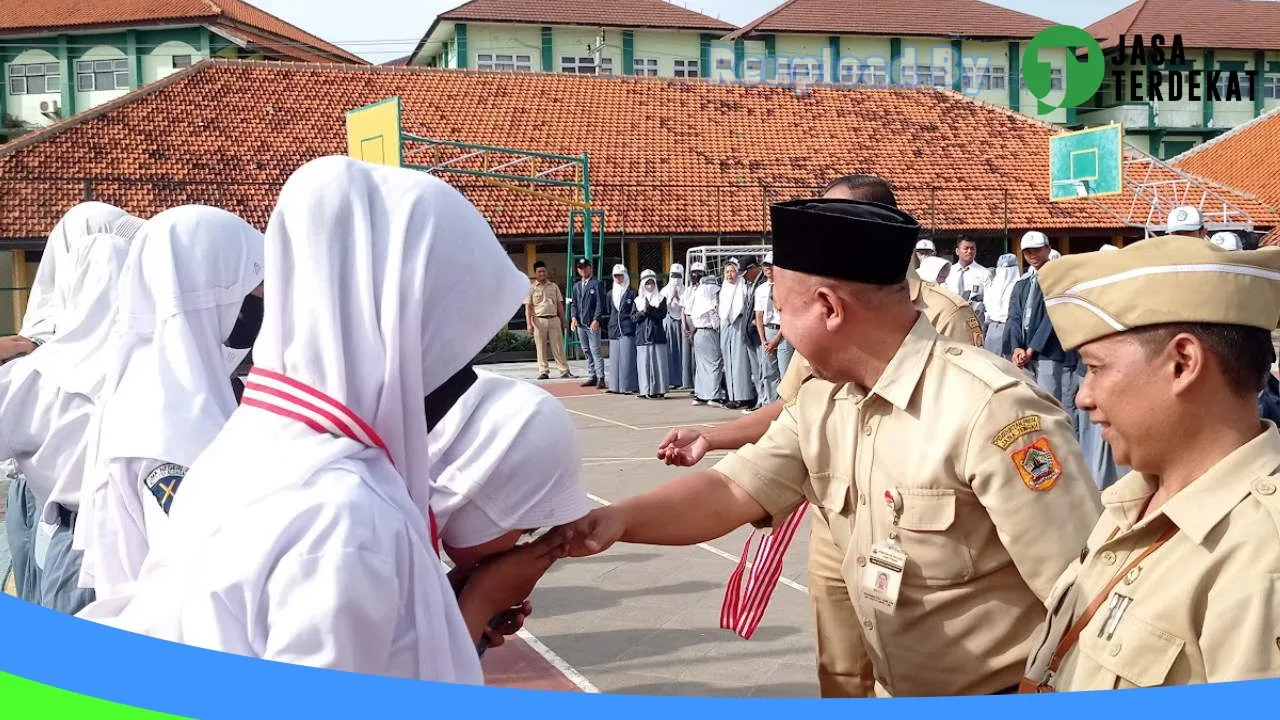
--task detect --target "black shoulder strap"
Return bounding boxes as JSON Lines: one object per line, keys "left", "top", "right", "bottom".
{"left": 425, "top": 365, "right": 479, "bottom": 433}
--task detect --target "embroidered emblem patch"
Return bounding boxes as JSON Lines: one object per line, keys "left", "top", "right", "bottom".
{"left": 992, "top": 415, "right": 1043, "bottom": 450}
{"left": 1011, "top": 437, "right": 1062, "bottom": 492}
{"left": 144, "top": 463, "right": 188, "bottom": 515}
{"left": 967, "top": 315, "right": 983, "bottom": 345}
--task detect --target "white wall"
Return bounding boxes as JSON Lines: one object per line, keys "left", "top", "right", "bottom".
{"left": 4, "top": 49, "right": 62, "bottom": 127}
{"left": 142, "top": 40, "right": 202, "bottom": 83}
{"left": 73, "top": 45, "right": 130, "bottom": 111}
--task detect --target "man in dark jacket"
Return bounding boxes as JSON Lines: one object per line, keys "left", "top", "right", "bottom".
{"left": 1005, "top": 231, "right": 1079, "bottom": 421}
{"left": 570, "top": 258, "right": 609, "bottom": 389}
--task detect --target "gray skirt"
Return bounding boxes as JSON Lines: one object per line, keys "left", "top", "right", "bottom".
{"left": 608, "top": 334, "right": 639, "bottom": 393}
{"left": 693, "top": 327, "right": 725, "bottom": 401}
{"left": 637, "top": 342, "right": 670, "bottom": 397}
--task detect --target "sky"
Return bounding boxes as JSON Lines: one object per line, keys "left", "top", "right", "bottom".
{"left": 249, "top": 0, "right": 1136, "bottom": 63}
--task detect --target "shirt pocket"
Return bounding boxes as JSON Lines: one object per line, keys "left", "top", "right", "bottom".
{"left": 1079, "top": 610, "right": 1184, "bottom": 689}
{"left": 803, "top": 472, "right": 851, "bottom": 517}
{"left": 893, "top": 487, "right": 975, "bottom": 587}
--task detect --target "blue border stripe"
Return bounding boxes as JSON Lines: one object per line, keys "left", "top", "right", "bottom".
{"left": 2, "top": 595, "right": 1277, "bottom": 717}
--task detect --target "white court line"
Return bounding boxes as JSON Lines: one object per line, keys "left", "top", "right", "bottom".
{"left": 565, "top": 408, "right": 640, "bottom": 431}
{"left": 585, "top": 493, "right": 808, "bottom": 594}
{"left": 515, "top": 629, "right": 601, "bottom": 693}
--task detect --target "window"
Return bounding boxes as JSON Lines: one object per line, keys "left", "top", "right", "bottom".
{"left": 716, "top": 57, "right": 733, "bottom": 72}
{"left": 560, "top": 56, "right": 597, "bottom": 74}
{"left": 597, "top": 57, "right": 613, "bottom": 75}
{"left": 963, "top": 65, "right": 1007, "bottom": 91}
{"left": 861, "top": 63, "right": 889, "bottom": 86}
{"left": 479, "top": 54, "right": 533, "bottom": 71}
{"left": 744, "top": 58, "right": 762, "bottom": 76}
{"left": 1215, "top": 72, "right": 1252, "bottom": 100}
{"left": 673, "top": 59, "right": 699, "bottom": 78}
{"left": 75, "top": 58, "right": 129, "bottom": 92}
{"left": 6, "top": 62, "right": 60, "bottom": 95}
{"left": 172, "top": 55, "right": 193, "bottom": 69}
{"left": 1265, "top": 74, "right": 1280, "bottom": 100}
{"left": 905, "top": 64, "right": 947, "bottom": 87}
{"left": 634, "top": 57, "right": 658, "bottom": 76}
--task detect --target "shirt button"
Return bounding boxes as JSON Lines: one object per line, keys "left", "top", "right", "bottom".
{"left": 1101, "top": 551, "right": 1117, "bottom": 566}
{"left": 863, "top": 425, "right": 873, "bottom": 436}
{"left": 859, "top": 494, "right": 868, "bottom": 506}
{"left": 1256, "top": 481, "right": 1277, "bottom": 496}
{"left": 857, "top": 556, "right": 867, "bottom": 567}
{"left": 863, "top": 619, "right": 874, "bottom": 631}
{"left": 1108, "top": 642, "right": 1122, "bottom": 657}
{"left": 946, "top": 347, "right": 962, "bottom": 356}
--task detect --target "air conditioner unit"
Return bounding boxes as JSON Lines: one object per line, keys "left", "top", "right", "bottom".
{"left": 39, "top": 100, "right": 61, "bottom": 114}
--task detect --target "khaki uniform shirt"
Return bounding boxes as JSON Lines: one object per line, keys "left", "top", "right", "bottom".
{"left": 1024, "top": 426, "right": 1280, "bottom": 690}
{"left": 778, "top": 280, "right": 983, "bottom": 401}
{"left": 714, "top": 315, "right": 1102, "bottom": 696}
{"left": 526, "top": 280, "right": 563, "bottom": 318}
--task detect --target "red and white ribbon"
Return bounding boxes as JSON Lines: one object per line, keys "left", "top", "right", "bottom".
{"left": 720, "top": 501, "right": 808, "bottom": 639}
{"left": 240, "top": 366, "right": 441, "bottom": 554}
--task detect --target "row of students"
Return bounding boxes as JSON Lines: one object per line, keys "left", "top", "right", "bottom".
{"left": 1, "top": 156, "right": 590, "bottom": 682}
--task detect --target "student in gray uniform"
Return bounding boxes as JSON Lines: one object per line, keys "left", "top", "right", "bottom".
{"left": 717, "top": 258, "right": 756, "bottom": 412}
{"left": 1006, "top": 231, "right": 1079, "bottom": 422}
{"left": 687, "top": 263, "right": 725, "bottom": 407}
{"left": 633, "top": 270, "right": 670, "bottom": 399}
{"left": 753, "top": 253, "right": 782, "bottom": 405}
{"left": 660, "top": 264, "right": 687, "bottom": 390}
{"left": 570, "top": 258, "right": 608, "bottom": 390}
{"left": 606, "top": 264, "right": 640, "bottom": 394}
{"left": 738, "top": 257, "right": 765, "bottom": 410}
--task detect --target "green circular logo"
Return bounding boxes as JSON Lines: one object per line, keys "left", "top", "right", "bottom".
{"left": 1024, "top": 25, "right": 1105, "bottom": 112}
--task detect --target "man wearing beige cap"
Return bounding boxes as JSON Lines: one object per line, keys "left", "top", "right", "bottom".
{"left": 1021, "top": 235, "right": 1280, "bottom": 691}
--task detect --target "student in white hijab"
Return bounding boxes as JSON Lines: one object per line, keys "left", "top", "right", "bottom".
{"left": 660, "top": 264, "right": 687, "bottom": 389}
{"left": 981, "top": 253, "right": 1020, "bottom": 358}
{"left": 0, "top": 232, "right": 131, "bottom": 609}
{"left": 633, "top": 269, "right": 670, "bottom": 399}
{"left": 1, "top": 203, "right": 142, "bottom": 363}
{"left": 76, "top": 156, "right": 554, "bottom": 681}
{"left": 73, "top": 206, "right": 265, "bottom": 602}
{"left": 717, "top": 258, "right": 754, "bottom": 412}
{"left": 686, "top": 262, "right": 725, "bottom": 407}
{"left": 606, "top": 264, "right": 640, "bottom": 394}
{"left": 916, "top": 256, "right": 952, "bottom": 285}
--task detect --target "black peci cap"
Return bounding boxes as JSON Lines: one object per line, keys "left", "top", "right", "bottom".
{"left": 769, "top": 199, "right": 920, "bottom": 285}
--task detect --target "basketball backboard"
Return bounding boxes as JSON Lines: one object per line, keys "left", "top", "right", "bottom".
{"left": 1049, "top": 124, "right": 1123, "bottom": 201}
{"left": 346, "top": 97, "right": 403, "bottom": 168}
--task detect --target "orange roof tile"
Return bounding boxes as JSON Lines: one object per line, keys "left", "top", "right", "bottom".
{"left": 1087, "top": 0, "right": 1280, "bottom": 51}
{"left": 1173, "top": 106, "right": 1280, "bottom": 211}
{"left": 0, "top": 0, "right": 363, "bottom": 64}
{"left": 727, "top": 0, "right": 1051, "bottom": 40}
{"left": 0, "top": 60, "right": 1274, "bottom": 242}
{"left": 437, "top": 0, "right": 735, "bottom": 32}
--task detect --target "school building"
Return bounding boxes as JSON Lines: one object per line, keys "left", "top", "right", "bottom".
{"left": 0, "top": 0, "right": 363, "bottom": 140}
{"left": 1, "top": 60, "right": 1277, "bottom": 333}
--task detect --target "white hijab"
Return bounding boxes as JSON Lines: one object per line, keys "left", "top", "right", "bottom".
{"left": 74, "top": 207, "right": 265, "bottom": 585}
{"left": 611, "top": 264, "right": 630, "bottom": 310}
{"left": 661, "top": 263, "right": 685, "bottom": 306}
{"left": 636, "top": 269, "right": 662, "bottom": 310}
{"left": 428, "top": 369, "right": 589, "bottom": 550}
{"left": 917, "top": 256, "right": 951, "bottom": 285}
{"left": 718, "top": 261, "right": 745, "bottom": 324}
{"left": 983, "top": 253, "right": 1021, "bottom": 323}
{"left": 79, "top": 157, "right": 527, "bottom": 681}
{"left": 19, "top": 202, "right": 133, "bottom": 342}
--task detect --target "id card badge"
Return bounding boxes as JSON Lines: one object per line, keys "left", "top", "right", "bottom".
{"left": 860, "top": 543, "right": 908, "bottom": 615}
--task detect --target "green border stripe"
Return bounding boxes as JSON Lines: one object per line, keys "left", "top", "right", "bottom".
{"left": 0, "top": 672, "right": 191, "bottom": 718}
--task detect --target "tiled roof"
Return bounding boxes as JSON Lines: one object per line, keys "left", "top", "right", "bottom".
{"left": 0, "top": 0, "right": 364, "bottom": 64}
{"left": 1172, "top": 106, "right": 1280, "bottom": 215}
{"left": 0, "top": 60, "right": 1274, "bottom": 242}
{"left": 437, "top": 0, "right": 736, "bottom": 31}
{"left": 727, "top": 0, "right": 1051, "bottom": 40}
{"left": 1087, "top": 0, "right": 1280, "bottom": 51}
{"left": 381, "top": 55, "right": 412, "bottom": 67}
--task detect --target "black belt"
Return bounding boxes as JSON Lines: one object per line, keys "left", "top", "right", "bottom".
{"left": 766, "top": 324, "right": 780, "bottom": 329}
{"left": 990, "top": 684, "right": 1019, "bottom": 695}
{"left": 56, "top": 504, "right": 77, "bottom": 530}
{"left": 535, "top": 315, "right": 559, "bottom": 319}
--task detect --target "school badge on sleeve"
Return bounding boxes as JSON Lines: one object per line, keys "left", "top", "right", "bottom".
{"left": 144, "top": 463, "right": 188, "bottom": 514}
{"left": 1010, "top": 437, "right": 1062, "bottom": 492}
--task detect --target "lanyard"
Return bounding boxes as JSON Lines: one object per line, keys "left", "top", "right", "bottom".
{"left": 241, "top": 366, "right": 441, "bottom": 554}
